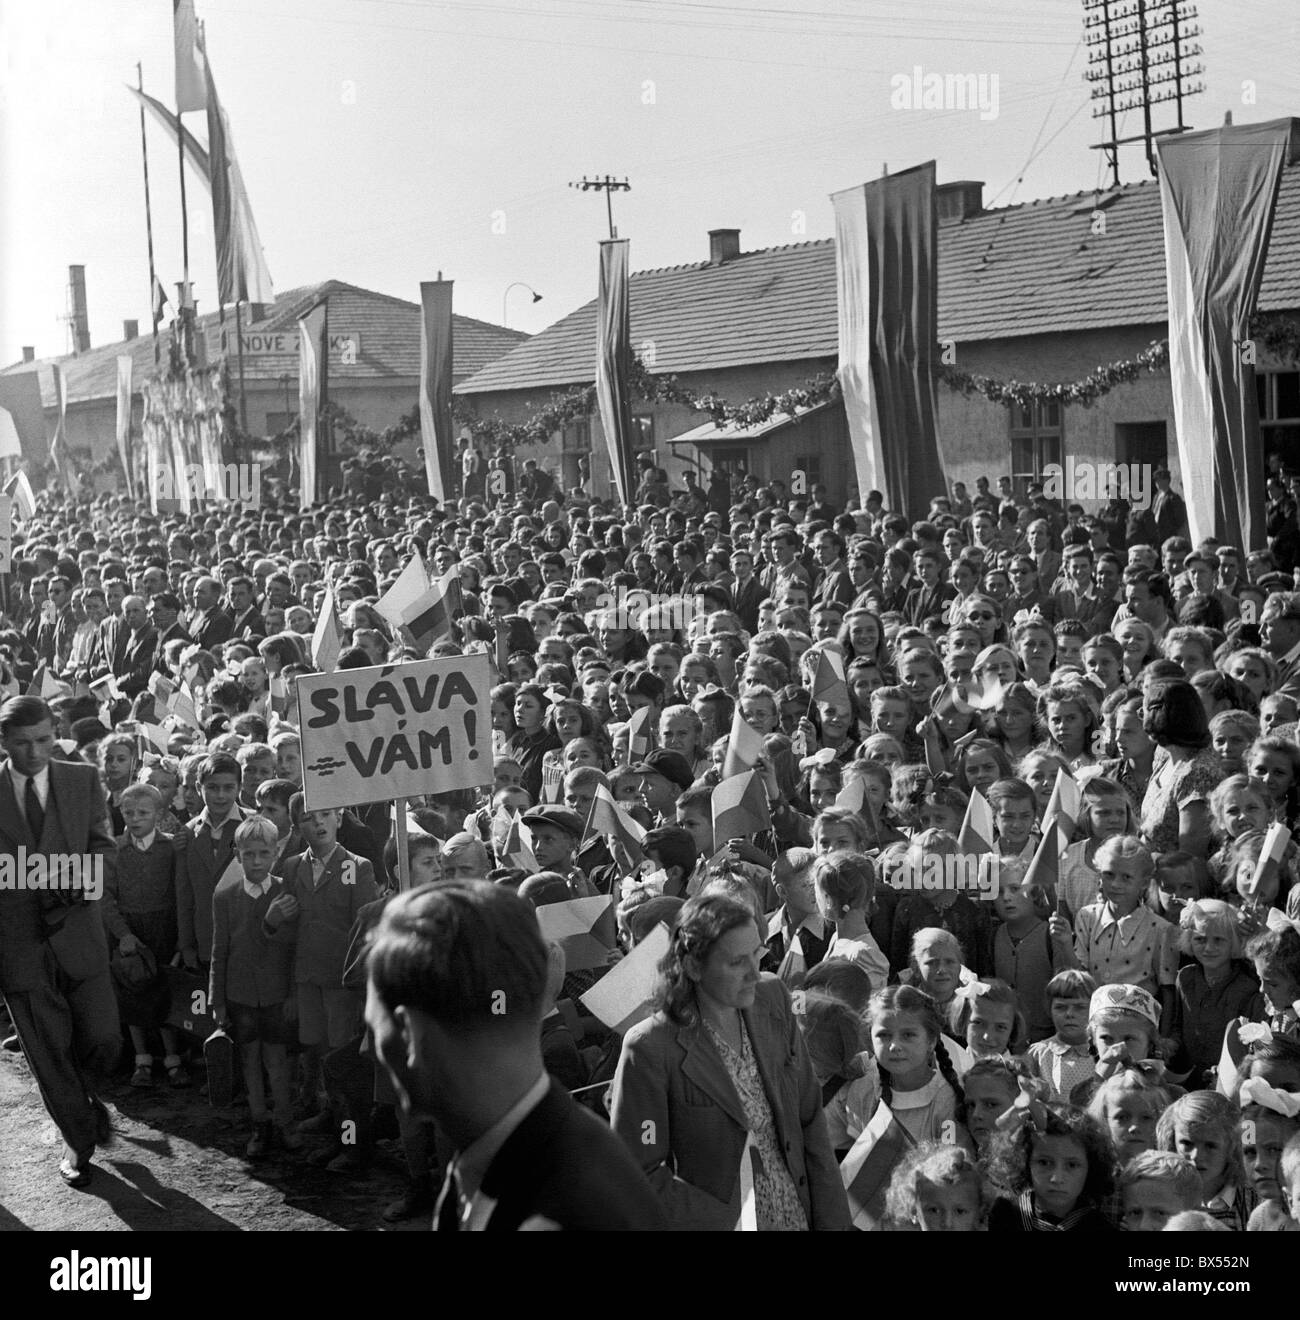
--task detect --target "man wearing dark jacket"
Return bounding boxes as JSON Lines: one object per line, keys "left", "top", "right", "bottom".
{"left": 366, "top": 881, "right": 665, "bottom": 1231}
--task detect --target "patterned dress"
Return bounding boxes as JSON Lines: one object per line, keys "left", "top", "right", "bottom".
{"left": 703, "top": 1019, "right": 808, "bottom": 1232}
{"left": 1139, "top": 745, "right": 1220, "bottom": 854}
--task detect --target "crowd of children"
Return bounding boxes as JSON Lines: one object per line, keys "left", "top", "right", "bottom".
{"left": 2, "top": 460, "right": 1300, "bottom": 1231}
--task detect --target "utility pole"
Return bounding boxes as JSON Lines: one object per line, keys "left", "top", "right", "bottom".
{"left": 569, "top": 175, "right": 631, "bottom": 238}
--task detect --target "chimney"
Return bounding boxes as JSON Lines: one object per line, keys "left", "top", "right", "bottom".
{"left": 122, "top": 319, "right": 139, "bottom": 341}
{"left": 708, "top": 228, "right": 741, "bottom": 265}
{"left": 68, "top": 264, "right": 91, "bottom": 353}
{"left": 936, "top": 181, "right": 984, "bottom": 225}
{"left": 21, "top": 346, "right": 34, "bottom": 363}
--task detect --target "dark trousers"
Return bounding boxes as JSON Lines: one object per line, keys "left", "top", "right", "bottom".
{"left": 3, "top": 952, "right": 119, "bottom": 1164}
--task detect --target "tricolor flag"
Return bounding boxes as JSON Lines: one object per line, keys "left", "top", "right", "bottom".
{"left": 810, "top": 647, "right": 850, "bottom": 709}
{"left": 0, "top": 406, "right": 22, "bottom": 461}
{"left": 1022, "top": 825, "right": 1060, "bottom": 906}
{"left": 4, "top": 470, "right": 35, "bottom": 521}
{"left": 840, "top": 1099, "right": 917, "bottom": 1231}
{"left": 626, "top": 704, "right": 654, "bottom": 760}
{"left": 721, "top": 705, "right": 765, "bottom": 780}
{"left": 958, "top": 786, "right": 995, "bottom": 855}
{"left": 836, "top": 771, "right": 882, "bottom": 845}
{"left": 311, "top": 586, "right": 343, "bottom": 674}
{"left": 582, "top": 784, "right": 646, "bottom": 862}
{"left": 28, "top": 665, "right": 70, "bottom": 701}
{"left": 1156, "top": 120, "right": 1292, "bottom": 550}
{"left": 418, "top": 280, "right": 454, "bottom": 504}
{"left": 711, "top": 770, "right": 771, "bottom": 843}
{"left": 398, "top": 569, "right": 463, "bottom": 653}
{"left": 595, "top": 238, "right": 636, "bottom": 506}
{"left": 1043, "top": 769, "right": 1081, "bottom": 852}
{"left": 173, "top": 0, "right": 207, "bottom": 114}
{"left": 169, "top": 683, "right": 201, "bottom": 731}
{"left": 500, "top": 810, "right": 539, "bottom": 873}
{"left": 49, "top": 363, "right": 69, "bottom": 488}
{"left": 581, "top": 922, "right": 671, "bottom": 1035}
{"left": 536, "top": 896, "right": 618, "bottom": 974}
{"left": 375, "top": 553, "right": 431, "bottom": 633}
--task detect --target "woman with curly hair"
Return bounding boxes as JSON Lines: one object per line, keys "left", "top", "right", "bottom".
{"left": 610, "top": 892, "right": 850, "bottom": 1231}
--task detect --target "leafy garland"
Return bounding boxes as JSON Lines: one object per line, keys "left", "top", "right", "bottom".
{"left": 227, "top": 312, "right": 1300, "bottom": 456}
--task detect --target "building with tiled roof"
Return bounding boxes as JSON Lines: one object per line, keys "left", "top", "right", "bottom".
{"left": 0, "top": 279, "right": 528, "bottom": 474}
{"left": 455, "top": 159, "right": 1300, "bottom": 505}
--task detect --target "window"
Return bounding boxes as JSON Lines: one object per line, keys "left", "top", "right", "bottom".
{"left": 1009, "top": 401, "right": 1063, "bottom": 496}
{"left": 707, "top": 446, "right": 751, "bottom": 482}
{"left": 1115, "top": 421, "right": 1167, "bottom": 470}
{"left": 560, "top": 418, "right": 591, "bottom": 452}
{"left": 794, "top": 453, "right": 823, "bottom": 487}
{"left": 631, "top": 414, "right": 655, "bottom": 450}
{"left": 1258, "top": 369, "right": 1300, "bottom": 468}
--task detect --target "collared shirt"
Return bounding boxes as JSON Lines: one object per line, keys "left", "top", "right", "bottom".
{"left": 1026, "top": 1036, "right": 1095, "bottom": 1104}
{"left": 1073, "top": 901, "right": 1179, "bottom": 995}
{"left": 309, "top": 843, "right": 341, "bottom": 887}
{"left": 764, "top": 908, "right": 829, "bottom": 983}
{"left": 242, "top": 873, "right": 272, "bottom": 902}
{"left": 195, "top": 806, "right": 237, "bottom": 837}
{"left": 131, "top": 830, "right": 157, "bottom": 852}
{"left": 10, "top": 763, "right": 50, "bottom": 811}
{"left": 450, "top": 1071, "right": 549, "bottom": 1231}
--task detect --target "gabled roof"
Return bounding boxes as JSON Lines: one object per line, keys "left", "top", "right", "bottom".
{"left": 2, "top": 279, "right": 528, "bottom": 407}
{"left": 456, "top": 153, "right": 1300, "bottom": 395}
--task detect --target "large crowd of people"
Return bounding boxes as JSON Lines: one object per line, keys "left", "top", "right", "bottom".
{"left": 2, "top": 444, "right": 1300, "bottom": 1233}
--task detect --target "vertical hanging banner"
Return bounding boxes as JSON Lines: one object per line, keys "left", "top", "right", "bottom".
{"left": 832, "top": 162, "right": 946, "bottom": 513}
{"left": 298, "top": 300, "right": 327, "bottom": 510}
{"left": 172, "top": 0, "right": 206, "bottom": 113}
{"left": 596, "top": 239, "right": 636, "bottom": 507}
{"left": 50, "top": 362, "right": 70, "bottom": 488}
{"left": 1156, "top": 119, "right": 1293, "bottom": 550}
{"left": 418, "top": 280, "right": 454, "bottom": 504}
{"left": 0, "top": 371, "right": 46, "bottom": 461}
{"left": 115, "top": 356, "right": 135, "bottom": 497}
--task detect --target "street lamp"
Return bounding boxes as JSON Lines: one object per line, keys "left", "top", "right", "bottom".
{"left": 502, "top": 282, "right": 542, "bottom": 328}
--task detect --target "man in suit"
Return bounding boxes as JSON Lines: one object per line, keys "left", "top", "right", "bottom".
{"left": 116, "top": 594, "right": 158, "bottom": 697}
{"left": 148, "top": 591, "right": 192, "bottom": 674}
{"left": 0, "top": 695, "right": 118, "bottom": 1188}
{"left": 188, "top": 576, "right": 234, "bottom": 652}
{"left": 36, "top": 576, "right": 78, "bottom": 671}
{"left": 227, "top": 576, "right": 265, "bottom": 640}
{"left": 810, "top": 530, "right": 856, "bottom": 611}
{"left": 365, "top": 881, "right": 666, "bottom": 1231}
{"left": 729, "top": 548, "right": 764, "bottom": 635}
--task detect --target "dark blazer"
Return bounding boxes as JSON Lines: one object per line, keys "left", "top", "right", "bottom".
{"left": 610, "top": 976, "right": 851, "bottom": 1231}
{"left": 119, "top": 625, "right": 159, "bottom": 696}
{"left": 231, "top": 605, "right": 266, "bottom": 640}
{"left": 0, "top": 758, "right": 116, "bottom": 992}
{"left": 153, "top": 621, "right": 193, "bottom": 673}
{"left": 731, "top": 575, "right": 764, "bottom": 635}
{"left": 209, "top": 874, "right": 296, "bottom": 1009}
{"left": 175, "top": 807, "right": 252, "bottom": 962}
{"left": 190, "top": 608, "right": 235, "bottom": 653}
{"left": 281, "top": 845, "right": 377, "bottom": 986}
{"left": 812, "top": 565, "right": 856, "bottom": 612}
{"left": 438, "top": 1080, "right": 667, "bottom": 1231}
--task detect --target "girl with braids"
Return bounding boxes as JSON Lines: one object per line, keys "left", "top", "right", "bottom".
{"left": 847, "top": 984, "right": 972, "bottom": 1152}
{"left": 985, "top": 1102, "right": 1118, "bottom": 1232}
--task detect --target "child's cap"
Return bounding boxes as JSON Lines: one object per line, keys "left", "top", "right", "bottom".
{"left": 1089, "top": 983, "right": 1160, "bottom": 1030}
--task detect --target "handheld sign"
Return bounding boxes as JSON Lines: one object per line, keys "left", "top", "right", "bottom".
{"left": 297, "top": 655, "right": 493, "bottom": 811}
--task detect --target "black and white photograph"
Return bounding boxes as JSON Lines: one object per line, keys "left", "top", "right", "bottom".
{"left": 0, "top": 0, "right": 1298, "bottom": 1277}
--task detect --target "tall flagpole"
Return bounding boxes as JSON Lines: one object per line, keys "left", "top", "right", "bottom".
{"left": 137, "top": 63, "right": 161, "bottom": 366}
{"left": 176, "top": 67, "right": 192, "bottom": 364}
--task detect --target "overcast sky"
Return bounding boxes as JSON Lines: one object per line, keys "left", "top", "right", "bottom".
{"left": 2, "top": 0, "right": 1297, "bottom": 366}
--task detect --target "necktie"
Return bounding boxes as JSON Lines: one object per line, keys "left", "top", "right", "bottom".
{"left": 24, "top": 778, "right": 44, "bottom": 842}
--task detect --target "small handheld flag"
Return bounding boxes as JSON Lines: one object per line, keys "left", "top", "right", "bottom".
{"left": 721, "top": 705, "right": 765, "bottom": 780}
{"left": 957, "top": 786, "right": 995, "bottom": 855}
{"left": 711, "top": 770, "right": 771, "bottom": 843}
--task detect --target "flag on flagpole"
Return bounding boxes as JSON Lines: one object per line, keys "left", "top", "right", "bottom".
{"left": 375, "top": 553, "right": 431, "bottom": 632}
{"left": 712, "top": 770, "right": 771, "bottom": 843}
{"left": 627, "top": 704, "right": 654, "bottom": 760}
{"left": 581, "top": 922, "right": 670, "bottom": 1035}
{"left": 582, "top": 784, "right": 646, "bottom": 861}
{"left": 958, "top": 786, "right": 995, "bottom": 855}
{"left": 840, "top": 1099, "right": 917, "bottom": 1230}
{"left": 418, "top": 280, "right": 454, "bottom": 504}
{"left": 399, "top": 569, "right": 463, "bottom": 652}
{"left": 595, "top": 239, "right": 637, "bottom": 506}
{"left": 501, "top": 811, "right": 539, "bottom": 873}
{"left": 536, "top": 896, "right": 618, "bottom": 973}
{"left": 115, "top": 356, "right": 134, "bottom": 498}
{"left": 1043, "top": 769, "right": 1081, "bottom": 853}
{"left": 722, "top": 705, "right": 766, "bottom": 779}
{"left": 1156, "top": 120, "right": 1292, "bottom": 549}
{"left": 810, "top": 647, "right": 850, "bottom": 708}
{"left": 152, "top": 274, "right": 170, "bottom": 325}
{"left": 49, "top": 363, "right": 70, "bottom": 488}
{"left": 4, "top": 470, "right": 35, "bottom": 521}
{"left": 312, "top": 586, "right": 343, "bottom": 673}
{"left": 297, "top": 301, "right": 327, "bottom": 510}
{"left": 173, "top": 0, "right": 206, "bottom": 113}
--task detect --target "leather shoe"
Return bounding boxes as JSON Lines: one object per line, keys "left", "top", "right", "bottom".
{"left": 2, "top": 1033, "right": 20, "bottom": 1053}
{"left": 59, "top": 1157, "right": 94, "bottom": 1189}
{"left": 91, "top": 1097, "right": 115, "bottom": 1147}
